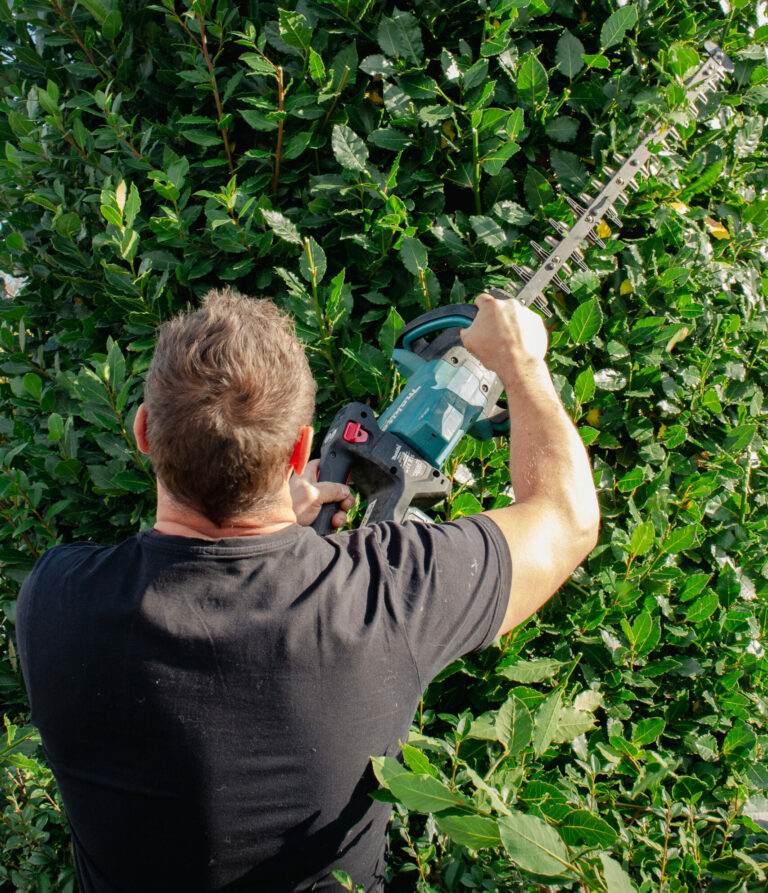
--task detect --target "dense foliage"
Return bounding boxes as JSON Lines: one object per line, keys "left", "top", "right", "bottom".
{"left": 0, "top": 0, "right": 766, "bottom": 890}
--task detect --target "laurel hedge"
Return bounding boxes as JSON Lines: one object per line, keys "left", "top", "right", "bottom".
{"left": 1, "top": 1, "right": 767, "bottom": 890}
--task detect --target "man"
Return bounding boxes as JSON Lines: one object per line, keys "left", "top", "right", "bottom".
{"left": 17, "top": 288, "right": 599, "bottom": 892}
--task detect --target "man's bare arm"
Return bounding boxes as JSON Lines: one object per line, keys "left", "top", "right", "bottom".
{"left": 461, "top": 293, "right": 600, "bottom": 636}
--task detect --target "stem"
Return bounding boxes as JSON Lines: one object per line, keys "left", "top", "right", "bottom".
{"left": 50, "top": 0, "right": 108, "bottom": 78}
{"left": 658, "top": 802, "right": 672, "bottom": 891}
{"left": 197, "top": 14, "right": 234, "bottom": 175}
{"left": 321, "top": 67, "right": 350, "bottom": 133}
{"left": 739, "top": 461, "right": 751, "bottom": 525}
{"left": 271, "top": 67, "right": 285, "bottom": 195}
{"left": 306, "top": 241, "right": 351, "bottom": 400}
{"left": 2, "top": 468, "right": 57, "bottom": 542}
{"left": 484, "top": 746, "right": 509, "bottom": 781}
{"left": 471, "top": 126, "right": 481, "bottom": 214}
{"left": 417, "top": 268, "right": 431, "bottom": 311}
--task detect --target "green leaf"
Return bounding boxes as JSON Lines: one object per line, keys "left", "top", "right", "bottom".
{"left": 722, "top": 723, "right": 757, "bottom": 756}
{"left": 182, "top": 129, "right": 222, "bottom": 147}
{"left": 241, "top": 53, "right": 275, "bottom": 76}
{"left": 300, "top": 237, "right": 327, "bottom": 284}
{"left": 558, "top": 810, "right": 617, "bottom": 847}
{"left": 629, "top": 521, "right": 655, "bottom": 557}
{"left": 569, "top": 299, "right": 603, "bottom": 344}
{"left": 524, "top": 166, "right": 554, "bottom": 213}
{"left": 555, "top": 31, "right": 585, "bottom": 78}
{"left": 661, "top": 524, "right": 698, "bottom": 554}
{"left": 551, "top": 149, "right": 589, "bottom": 190}
{"left": 582, "top": 53, "right": 611, "bottom": 69}
{"left": 332, "top": 124, "right": 369, "bottom": 173}
{"left": 630, "top": 611, "right": 660, "bottom": 656}
{"left": 600, "top": 5, "right": 638, "bottom": 50}
{"left": 532, "top": 688, "right": 563, "bottom": 755}
{"left": 6, "top": 231, "right": 25, "bottom": 252}
{"left": 368, "top": 128, "right": 412, "bottom": 151}
{"left": 633, "top": 717, "right": 665, "bottom": 746}
{"left": 546, "top": 117, "right": 579, "bottom": 143}
{"left": 469, "top": 215, "right": 507, "bottom": 247}
{"left": 111, "top": 471, "right": 152, "bottom": 493}
{"left": 492, "top": 201, "right": 532, "bottom": 226}
{"left": 106, "top": 341, "right": 125, "bottom": 389}
{"left": 600, "top": 854, "right": 638, "bottom": 893}
{"left": 684, "top": 592, "right": 719, "bottom": 624}
{"left": 124, "top": 183, "right": 141, "bottom": 230}
{"left": 300, "top": 49, "right": 322, "bottom": 85}
{"left": 278, "top": 9, "right": 312, "bottom": 55}
{"left": 379, "top": 306, "right": 404, "bottom": 355}
{"left": 680, "top": 160, "right": 724, "bottom": 201}
{"left": 436, "top": 814, "right": 502, "bottom": 849}
{"left": 617, "top": 467, "right": 645, "bottom": 492}
{"left": 499, "top": 811, "right": 574, "bottom": 877}
{"left": 517, "top": 52, "right": 549, "bottom": 108}
{"left": 399, "top": 235, "right": 428, "bottom": 275}
{"left": 401, "top": 744, "right": 438, "bottom": 778}
{"left": 55, "top": 211, "right": 80, "bottom": 239}
{"left": 78, "top": 0, "right": 107, "bottom": 23}
{"left": 22, "top": 373, "right": 42, "bottom": 401}
{"left": 387, "top": 772, "right": 471, "bottom": 814}
{"left": 499, "top": 659, "right": 566, "bottom": 683}
{"left": 724, "top": 424, "right": 757, "bottom": 453}
{"left": 371, "top": 755, "right": 406, "bottom": 788}
{"left": 376, "top": 9, "right": 424, "bottom": 64}
{"left": 552, "top": 708, "right": 596, "bottom": 742}
{"left": 495, "top": 694, "right": 533, "bottom": 754}
{"left": 262, "top": 210, "right": 302, "bottom": 245}
{"left": 102, "top": 9, "right": 122, "bottom": 40}
{"left": 678, "top": 574, "right": 711, "bottom": 603}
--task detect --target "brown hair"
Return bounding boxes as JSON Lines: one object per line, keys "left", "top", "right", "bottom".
{"left": 143, "top": 288, "right": 316, "bottom": 526}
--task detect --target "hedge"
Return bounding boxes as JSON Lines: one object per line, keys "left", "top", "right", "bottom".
{"left": 0, "top": 0, "right": 766, "bottom": 890}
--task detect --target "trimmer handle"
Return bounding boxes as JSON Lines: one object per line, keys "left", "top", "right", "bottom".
{"left": 310, "top": 403, "right": 451, "bottom": 535}
{"left": 310, "top": 424, "right": 357, "bottom": 536}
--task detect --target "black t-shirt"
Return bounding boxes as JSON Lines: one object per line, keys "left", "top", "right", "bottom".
{"left": 16, "top": 517, "right": 511, "bottom": 893}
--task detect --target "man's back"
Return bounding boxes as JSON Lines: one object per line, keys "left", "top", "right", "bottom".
{"left": 17, "top": 518, "right": 509, "bottom": 892}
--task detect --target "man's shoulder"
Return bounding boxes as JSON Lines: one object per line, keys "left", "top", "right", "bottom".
{"left": 22, "top": 536, "right": 139, "bottom": 591}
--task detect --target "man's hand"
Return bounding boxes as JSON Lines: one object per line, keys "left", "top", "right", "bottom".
{"left": 289, "top": 459, "right": 354, "bottom": 528}
{"left": 460, "top": 291, "right": 548, "bottom": 377}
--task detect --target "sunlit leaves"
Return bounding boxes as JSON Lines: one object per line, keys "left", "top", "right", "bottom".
{"left": 498, "top": 812, "right": 575, "bottom": 877}
{"left": 332, "top": 124, "right": 369, "bottom": 173}
{"left": 600, "top": 5, "right": 638, "bottom": 50}
{"left": 555, "top": 31, "right": 585, "bottom": 79}
{"left": 516, "top": 52, "right": 549, "bottom": 107}
{"left": 569, "top": 299, "right": 603, "bottom": 343}
{"left": 399, "top": 235, "right": 428, "bottom": 275}
{"left": 377, "top": 8, "right": 423, "bottom": 65}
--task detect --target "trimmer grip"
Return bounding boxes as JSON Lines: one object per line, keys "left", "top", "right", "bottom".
{"left": 309, "top": 402, "right": 451, "bottom": 534}
{"left": 310, "top": 446, "right": 354, "bottom": 536}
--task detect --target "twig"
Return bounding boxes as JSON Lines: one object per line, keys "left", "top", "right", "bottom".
{"left": 271, "top": 67, "right": 285, "bottom": 195}
{"left": 196, "top": 14, "right": 234, "bottom": 175}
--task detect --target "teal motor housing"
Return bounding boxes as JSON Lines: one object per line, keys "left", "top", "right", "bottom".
{"left": 377, "top": 306, "right": 508, "bottom": 468}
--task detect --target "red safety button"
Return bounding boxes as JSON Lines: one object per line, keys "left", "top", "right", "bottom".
{"left": 343, "top": 422, "right": 369, "bottom": 444}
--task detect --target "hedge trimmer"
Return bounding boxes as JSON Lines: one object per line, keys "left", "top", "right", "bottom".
{"left": 311, "top": 42, "right": 734, "bottom": 535}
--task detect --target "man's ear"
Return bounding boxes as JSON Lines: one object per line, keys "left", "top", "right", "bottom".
{"left": 133, "top": 403, "right": 150, "bottom": 455}
{"left": 288, "top": 426, "right": 314, "bottom": 477}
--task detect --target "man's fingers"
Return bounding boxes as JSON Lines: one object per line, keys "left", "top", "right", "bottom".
{"left": 315, "top": 481, "right": 351, "bottom": 506}
{"left": 331, "top": 511, "right": 348, "bottom": 529}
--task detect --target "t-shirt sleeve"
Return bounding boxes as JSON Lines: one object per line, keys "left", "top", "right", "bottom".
{"left": 373, "top": 514, "right": 511, "bottom": 688}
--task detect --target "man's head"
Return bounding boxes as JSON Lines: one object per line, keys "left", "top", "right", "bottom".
{"left": 141, "top": 288, "right": 316, "bottom": 526}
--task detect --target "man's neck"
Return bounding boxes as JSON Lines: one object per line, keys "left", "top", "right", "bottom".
{"left": 154, "top": 481, "right": 296, "bottom": 540}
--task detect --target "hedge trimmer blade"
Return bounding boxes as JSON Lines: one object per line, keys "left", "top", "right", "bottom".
{"left": 498, "top": 42, "right": 735, "bottom": 317}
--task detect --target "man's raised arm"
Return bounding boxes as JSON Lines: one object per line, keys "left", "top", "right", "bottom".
{"left": 461, "top": 292, "right": 600, "bottom": 636}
